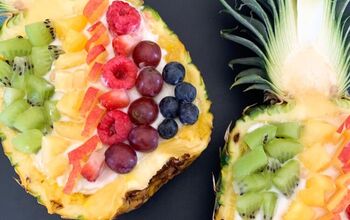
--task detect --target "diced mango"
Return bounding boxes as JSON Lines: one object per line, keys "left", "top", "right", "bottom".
{"left": 55, "top": 51, "right": 87, "bottom": 69}
{"left": 56, "top": 90, "right": 84, "bottom": 120}
{"left": 54, "top": 121, "right": 85, "bottom": 140}
{"left": 300, "top": 143, "right": 331, "bottom": 172}
{"left": 54, "top": 69, "right": 88, "bottom": 91}
{"left": 301, "top": 120, "right": 336, "bottom": 147}
{"left": 284, "top": 201, "right": 315, "bottom": 220}
{"left": 62, "top": 29, "right": 88, "bottom": 52}
{"left": 297, "top": 188, "right": 325, "bottom": 207}
{"left": 54, "top": 15, "right": 88, "bottom": 39}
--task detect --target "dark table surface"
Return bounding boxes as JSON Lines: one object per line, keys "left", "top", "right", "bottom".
{"left": 0, "top": 0, "right": 262, "bottom": 219}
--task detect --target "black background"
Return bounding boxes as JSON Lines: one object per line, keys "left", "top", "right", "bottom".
{"left": 0, "top": 0, "right": 262, "bottom": 219}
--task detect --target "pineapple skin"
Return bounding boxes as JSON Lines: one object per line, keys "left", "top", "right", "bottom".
{"left": 0, "top": 1, "right": 213, "bottom": 219}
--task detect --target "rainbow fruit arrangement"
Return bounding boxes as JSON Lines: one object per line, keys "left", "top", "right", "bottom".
{"left": 215, "top": 0, "right": 350, "bottom": 220}
{"left": 0, "top": 0, "right": 212, "bottom": 219}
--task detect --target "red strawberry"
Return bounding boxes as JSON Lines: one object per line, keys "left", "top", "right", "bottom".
{"left": 106, "top": 1, "right": 141, "bottom": 36}
{"left": 347, "top": 204, "right": 350, "bottom": 219}
{"left": 99, "top": 89, "right": 130, "bottom": 110}
{"left": 81, "top": 148, "right": 106, "bottom": 182}
{"left": 97, "top": 110, "right": 133, "bottom": 145}
{"left": 112, "top": 35, "right": 141, "bottom": 56}
{"left": 102, "top": 56, "right": 138, "bottom": 89}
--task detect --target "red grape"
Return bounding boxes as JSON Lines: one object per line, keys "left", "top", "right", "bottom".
{"left": 132, "top": 41, "right": 161, "bottom": 68}
{"left": 136, "top": 67, "right": 163, "bottom": 97}
{"left": 105, "top": 143, "right": 137, "bottom": 174}
{"left": 128, "top": 125, "right": 159, "bottom": 152}
{"left": 128, "top": 97, "right": 159, "bottom": 125}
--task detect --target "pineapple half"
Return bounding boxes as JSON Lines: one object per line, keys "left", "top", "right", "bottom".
{"left": 0, "top": 0, "right": 213, "bottom": 219}
{"left": 215, "top": 0, "right": 350, "bottom": 219}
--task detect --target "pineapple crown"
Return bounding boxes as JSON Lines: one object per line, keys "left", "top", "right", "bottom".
{"left": 221, "top": 0, "right": 350, "bottom": 101}
{"left": 0, "top": 1, "right": 23, "bottom": 33}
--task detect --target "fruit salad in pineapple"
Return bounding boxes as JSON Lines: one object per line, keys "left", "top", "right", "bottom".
{"left": 0, "top": 0, "right": 212, "bottom": 219}
{"left": 215, "top": 0, "right": 350, "bottom": 219}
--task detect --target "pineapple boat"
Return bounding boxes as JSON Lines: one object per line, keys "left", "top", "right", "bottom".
{"left": 0, "top": 0, "right": 212, "bottom": 219}
{"left": 215, "top": 0, "right": 350, "bottom": 219}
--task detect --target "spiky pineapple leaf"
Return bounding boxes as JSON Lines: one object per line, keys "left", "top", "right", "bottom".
{"left": 229, "top": 57, "right": 265, "bottom": 68}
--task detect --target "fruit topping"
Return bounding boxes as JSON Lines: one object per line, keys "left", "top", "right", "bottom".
{"left": 81, "top": 148, "right": 105, "bottom": 182}
{"left": 44, "top": 101, "right": 60, "bottom": 122}
{"left": 82, "top": 105, "right": 105, "bottom": 137}
{"left": 128, "top": 97, "right": 159, "bottom": 125}
{"left": 272, "top": 159, "right": 300, "bottom": 197}
{"left": 179, "top": 102, "right": 199, "bottom": 125}
{"left": 175, "top": 82, "right": 197, "bottom": 103}
{"left": 105, "top": 143, "right": 137, "bottom": 174}
{"left": 3, "top": 88, "right": 24, "bottom": 106}
{"left": 128, "top": 125, "right": 159, "bottom": 152}
{"left": 0, "top": 60, "right": 13, "bottom": 87}
{"left": 264, "top": 138, "right": 303, "bottom": 163}
{"left": 243, "top": 124, "right": 277, "bottom": 149}
{"left": 162, "top": 62, "right": 185, "bottom": 85}
{"left": 88, "top": 62, "right": 103, "bottom": 82}
{"left": 54, "top": 15, "right": 88, "bottom": 40}
{"left": 132, "top": 40, "right": 162, "bottom": 68}
{"left": 61, "top": 29, "right": 88, "bottom": 52}
{"left": 99, "top": 89, "right": 130, "bottom": 110}
{"left": 13, "top": 106, "right": 47, "bottom": 132}
{"left": 275, "top": 122, "right": 301, "bottom": 139}
{"left": 136, "top": 67, "right": 163, "bottom": 97}
{"left": 86, "top": 44, "right": 106, "bottom": 64}
{"left": 158, "top": 119, "right": 178, "bottom": 139}
{"left": 12, "top": 129, "right": 43, "bottom": 154}
{"left": 0, "top": 99, "right": 30, "bottom": 127}
{"left": 236, "top": 173, "right": 271, "bottom": 195}
{"left": 68, "top": 135, "right": 100, "bottom": 162}
{"left": 346, "top": 204, "right": 350, "bottom": 219}
{"left": 112, "top": 36, "right": 133, "bottom": 56}
{"left": 64, "top": 161, "right": 81, "bottom": 194}
{"left": 106, "top": 1, "right": 141, "bottom": 36}
{"left": 236, "top": 192, "right": 262, "bottom": 219}
{"left": 11, "top": 56, "right": 32, "bottom": 89}
{"left": 32, "top": 45, "right": 64, "bottom": 76}
{"left": 25, "top": 19, "right": 55, "bottom": 46}
{"left": 26, "top": 74, "right": 55, "bottom": 106}
{"left": 0, "top": 37, "right": 32, "bottom": 60}
{"left": 97, "top": 110, "right": 132, "bottom": 145}
{"left": 79, "top": 87, "right": 100, "bottom": 116}
{"left": 159, "top": 96, "right": 179, "bottom": 119}
{"left": 262, "top": 192, "right": 278, "bottom": 220}
{"left": 85, "top": 21, "right": 109, "bottom": 51}
{"left": 83, "top": 0, "right": 109, "bottom": 24}
{"left": 102, "top": 56, "right": 138, "bottom": 89}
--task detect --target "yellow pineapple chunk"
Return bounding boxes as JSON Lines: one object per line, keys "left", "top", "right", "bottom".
{"left": 54, "top": 121, "right": 85, "bottom": 140}
{"left": 55, "top": 51, "right": 87, "bottom": 69}
{"left": 300, "top": 120, "right": 336, "bottom": 147}
{"left": 326, "top": 187, "right": 349, "bottom": 213}
{"left": 54, "top": 69, "right": 88, "bottom": 91}
{"left": 45, "top": 155, "right": 69, "bottom": 178}
{"left": 284, "top": 201, "right": 315, "bottom": 220}
{"left": 306, "top": 174, "right": 336, "bottom": 199}
{"left": 62, "top": 29, "right": 88, "bottom": 52}
{"left": 54, "top": 15, "right": 88, "bottom": 39}
{"left": 297, "top": 188, "right": 325, "bottom": 207}
{"left": 336, "top": 173, "right": 350, "bottom": 188}
{"left": 56, "top": 90, "right": 84, "bottom": 120}
{"left": 299, "top": 143, "right": 331, "bottom": 172}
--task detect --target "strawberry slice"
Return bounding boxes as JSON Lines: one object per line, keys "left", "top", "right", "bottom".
{"left": 83, "top": 0, "right": 109, "bottom": 24}
{"left": 81, "top": 148, "right": 105, "bottom": 182}
{"left": 88, "top": 62, "right": 104, "bottom": 82}
{"left": 64, "top": 161, "right": 82, "bottom": 194}
{"left": 87, "top": 44, "right": 106, "bottom": 64}
{"left": 79, "top": 87, "right": 100, "bottom": 116}
{"left": 68, "top": 135, "right": 100, "bottom": 162}
{"left": 82, "top": 105, "right": 106, "bottom": 137}
{"left": 99, "top": 89, "right": 130, "bottom": 110}
{"left": 338, "top": 115, "right": 350, "bottom": 133}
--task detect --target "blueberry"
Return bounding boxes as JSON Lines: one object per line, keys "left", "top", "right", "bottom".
{"left": 158, "top": 119, "right": 178, "bottom": 139}
{"left": 175, "top": 82, "right": 197, "bottom": 103}
{"left": 179, "top": 103, "right": 199, "bottom": 125}
{"left": 159, "top": 96, "right": 179, "bottom": 119}
{"left": 162, "top": 62, "right": 185, "bottom": 85}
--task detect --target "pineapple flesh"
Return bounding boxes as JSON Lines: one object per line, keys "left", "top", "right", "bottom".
{"left": 216, "top": 0, "right": 350, "bottom": 219}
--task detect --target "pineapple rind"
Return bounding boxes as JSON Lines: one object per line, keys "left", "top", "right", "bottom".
{"left": 0, "top": 1, "right": 213, "bottom": 220}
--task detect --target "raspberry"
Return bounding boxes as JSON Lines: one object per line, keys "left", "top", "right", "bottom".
{"left": 102, "top": 56, "right": 138, "bottom": 89}
{"left": 97, "top": 110, "right": 133, "bottom": 145}
{"left": 346, "top": 204, "right": 350, "bottom": 219}
{"left": 106, "top": 1, "right": 141, "bottom": 36}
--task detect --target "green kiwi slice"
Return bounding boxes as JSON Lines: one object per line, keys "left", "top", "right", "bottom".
{"left": 31, "top": 45, "right": 63, "bottom": 76}
{"left": 236, "top": 173, "right": 271, "bottom": 195}
{"left": 262, "top": 192, "right": 278, "bottom": 220}
{"left": 0, "top": 37, "right": 32, "bottom": 60}
{"left": 236, "top": 192, "right": 262, "bottom": 219}
{"left": 272, "top": 160, "right": 300, "bottom": 197}
{"left": 275, "top": 122, "right": 301, "bottom": 139}
{"left": 25, "top": 19, "right": 55, "bottom": 46}
{"left": 26, "top": 74, "right": 54, "bottom": 106}
{"left": 0, "top": 60, "right": 13, "bottom": 87}
{"left": 11, "top": 56, "right": 33, "bottom": 89}
{"left": 243, "top": 124, "right": 277, "bottom": 149}
{"left": 264, "top": 138, "right": 303, "bottom": 163}
{"left": 44, "top": 100, "right": 60, "bottom": 122}
{"left": 13, "top": 107, "right": 47, "bottom": 132}
{"left": 0, "top": 99, "right": 30, "bottom": 127}
{"left": 3, "top": 87, "right": 25, "bottom": 106}
{"left": 13, "top": 129, "right": 43, "bottom": 154}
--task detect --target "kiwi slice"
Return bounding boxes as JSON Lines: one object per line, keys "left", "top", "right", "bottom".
{"left": 44, "top": 100, "right": 60, "bottom": 122}
{"left": 243, "top": 124, "right": 277, "bottom": 149}
{"left": 265, "top": 157, "right": 282, "bottom": 173}
{"left": 0, "top": 37, "right": 32, "bottom": 60}
{"left": 236, "top": 192, "right": 262, "bottom": 219}
{"left": 11, "top": 56, "right": 33, "bottom": 89}
{"left": 233, "top": 146, "right": 268, "bottom": 179}
{"left": 262, "top": 192, "right": 278, "bottom": 220}
{"left": 25, "top": 19, "right": 55, "bottom": 46}
{"left": 0, "top": 99, "right": 30, "bottom": 127}
{"left": 3, "top": 87, "right": 25, "bottom": 106}
{"left": 26, "top": 74, "right": 55, "bottom": 106}
{"left": 31, "top": 45, "right": 63, "bottom": 76}
{"left": 272, "top": 160, "right": 300, "bottom": 197}
{"left": 13, "top": 107, "right": 48, "bottom": 132}
{"left": 264, "top": 138, "right": 303, "bottom": 163}
{"left": 13, "top": 129, "right": 43, "bottom": 154}
{"left": 236, "top": 173, "right": 271, "bottom": 195}
{"left": 0, "top": 60, "right": 13, "bottom": 87}
{"left": 275, "top": 122, "right": 301, "bottom": 139}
